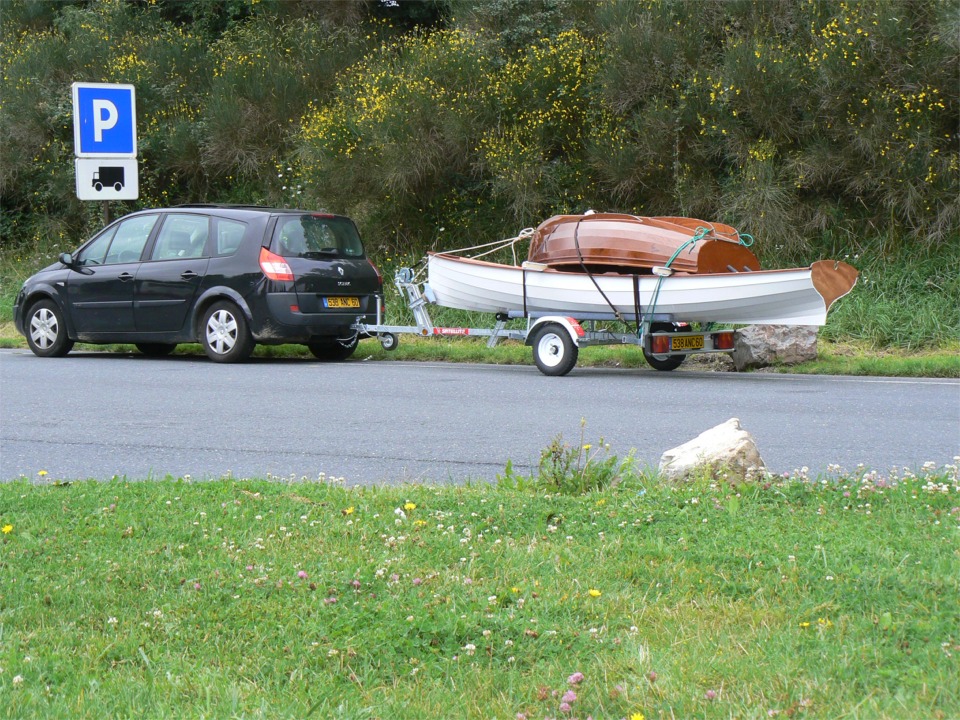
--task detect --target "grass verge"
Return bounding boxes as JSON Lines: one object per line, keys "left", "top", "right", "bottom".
{"left": 1, "top": 464, "right": 958, "bottom": 719}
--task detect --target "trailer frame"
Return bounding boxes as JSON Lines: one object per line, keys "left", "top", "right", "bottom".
{"left": 352, "top": 267, "right": 736, "bottom": 376}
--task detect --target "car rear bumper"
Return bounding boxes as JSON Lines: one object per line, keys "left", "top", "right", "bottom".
{"left": 257, "top": 292, "right": 378, "bottom": 341}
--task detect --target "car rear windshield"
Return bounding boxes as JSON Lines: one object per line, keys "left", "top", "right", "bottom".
{"left": 272, "top": 215, "right": 364, "bottom": 259}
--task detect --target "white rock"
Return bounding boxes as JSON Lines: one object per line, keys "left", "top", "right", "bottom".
{"left": 658, "top": 417, "right": 765, "bottom": 482}
{"left": 732, "top": 325, "right": 818, "bottom": 371}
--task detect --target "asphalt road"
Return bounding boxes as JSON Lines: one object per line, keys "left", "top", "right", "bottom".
{"left": 1, "top": 348, "right": 958, "bottom": 484}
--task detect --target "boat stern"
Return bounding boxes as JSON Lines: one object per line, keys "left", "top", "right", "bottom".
{"left": 811, "top": 260, "right": 859, "bottom": 312}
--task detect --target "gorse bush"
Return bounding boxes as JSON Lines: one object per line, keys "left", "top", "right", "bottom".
{"left": 593, "top": 0, "right": 958, "bottom": 255}
{"left": 0, "top": 0, "right": 380, "bottom": 229}
{"left": 1, "top": 0, "right": 957, "bottom": 347}
{"left": 296, "top": 27, "right": 498, "bottom": 248}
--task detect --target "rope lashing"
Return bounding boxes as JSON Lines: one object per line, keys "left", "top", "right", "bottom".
{"left": 573, "top": 218, "right": 627, "bottom": 324}
{"left": 639, "top": 225, "right": 711, "bottom": 339}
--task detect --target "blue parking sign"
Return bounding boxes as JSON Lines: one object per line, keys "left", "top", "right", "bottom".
{"left": 72, "top": 82, "right": 137, "bottom": 157}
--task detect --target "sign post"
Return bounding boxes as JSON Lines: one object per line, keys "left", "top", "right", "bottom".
{"left": 72, "top": 82, "right": 139, "bottom": 219}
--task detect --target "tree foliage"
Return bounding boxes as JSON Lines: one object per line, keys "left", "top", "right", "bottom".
{"left": 1, "top": 0, "right": 956, "bottom": 261}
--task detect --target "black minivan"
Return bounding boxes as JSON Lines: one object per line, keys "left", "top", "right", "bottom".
{"left": 13, "top": 205, "right": 383, "bottom": 363}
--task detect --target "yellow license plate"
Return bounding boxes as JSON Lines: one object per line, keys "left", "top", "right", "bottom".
{"left": 671, "top": 335, "right": 704, "bottom": 351}
{"left": 324, "top": 296, "right": 360, "bottom": 309}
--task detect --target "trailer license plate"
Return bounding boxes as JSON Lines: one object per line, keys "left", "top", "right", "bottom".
{"left": 672, "top": 335, "right": 704, "bottom": 351}
{"left": 324, "top": 296, "right": 360, "bottom": 309}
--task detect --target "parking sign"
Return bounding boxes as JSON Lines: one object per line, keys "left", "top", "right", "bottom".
{"left": 72, "top": 82, "right": 137, "bottom": 157}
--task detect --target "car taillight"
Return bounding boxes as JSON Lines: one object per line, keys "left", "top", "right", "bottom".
{"left": 368, "top": 259, "right": 383, "bottom": 285}
{"left": 259, "top": 247, "right": 294, "bottom": 281}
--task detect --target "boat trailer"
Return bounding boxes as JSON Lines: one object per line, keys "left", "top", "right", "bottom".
{"left": 352, "top": 267, "right": 737, "bottom": 376}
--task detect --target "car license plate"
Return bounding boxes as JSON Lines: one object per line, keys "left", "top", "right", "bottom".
{"left": 324, "top": 296, "right": 360, "bottom": 309}
{"left": 671, "top": 335, "right": 704, "bottom": 351}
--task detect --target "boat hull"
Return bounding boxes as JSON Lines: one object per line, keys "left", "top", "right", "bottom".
{"left": 528, "top": 213, "right": 762, "bottom": 274}
{"left": 427, "top": 253, "right": 858, "bottom": 326}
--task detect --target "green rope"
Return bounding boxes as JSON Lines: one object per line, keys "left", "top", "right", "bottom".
{"left": 639, "top": 226, "right": 710, "bottom": 338}
{"left": 638, "top": 224, "right": 753, "bottom": 339}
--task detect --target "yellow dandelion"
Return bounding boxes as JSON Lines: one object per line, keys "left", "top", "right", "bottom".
{"left": 588, "top": 589, "right": 602, "bottom": 598}
{"left": 2, "top": 524, "right": 12, "bottom": 534}
{"left": 38, "top": 470, "right": 48, "bottom": 477}
{"left": 342, "top": 506, "right": 355, "bottom": 516}
{"left": 403, "top": 502, "right": 417, "bottom": 511}
{"left": 632, "top": 713, "right": 646, "bottom": 720}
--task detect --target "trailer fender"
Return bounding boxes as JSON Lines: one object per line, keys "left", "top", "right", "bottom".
{"left": 525, "top": 316, "right": 585, "bottom": 346}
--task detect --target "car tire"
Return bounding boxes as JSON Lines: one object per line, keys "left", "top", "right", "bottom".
{"left": 135, "top": 343, "right": 177, "bottom": 357}
{"left": 308, "top": 335, "right": 359, "bottom": 361}
{"left": 25, "top": 299, "right": 74, "bottom": 358}
{"left": 201, "top": 301, "right": 254, "bottom": 363}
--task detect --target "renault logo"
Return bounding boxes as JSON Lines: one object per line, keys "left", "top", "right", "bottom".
{"left": 337, "top": 266, "right": 344, "bottom": 276}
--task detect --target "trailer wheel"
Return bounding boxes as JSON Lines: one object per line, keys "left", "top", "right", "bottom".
{"left": 531, "top": 323, "right": 578, "bottom": 376}
{"left": 643, "top": 322, "right": 687, "bottom": 372}
{"left": 379, "top": 332, "right": 399, "bottom": 351}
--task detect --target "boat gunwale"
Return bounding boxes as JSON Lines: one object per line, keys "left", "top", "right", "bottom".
{"left": 428, "top": 251, "right": 811, "bottom": 279}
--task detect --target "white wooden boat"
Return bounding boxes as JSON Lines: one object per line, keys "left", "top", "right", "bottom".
{"left": 426, "top": 252, "right": 858, "bottom": 326}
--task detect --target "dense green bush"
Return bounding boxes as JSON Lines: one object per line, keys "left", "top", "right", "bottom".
{"left": 592, "top": 0, "right": 958, "bottom": 257}
{"left": 1, "top": 0, "right": 956, "bottom": 346}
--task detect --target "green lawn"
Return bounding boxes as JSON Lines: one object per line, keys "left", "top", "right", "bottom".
{"left": 2, "top": 462, "right": 957, "bottom": 719}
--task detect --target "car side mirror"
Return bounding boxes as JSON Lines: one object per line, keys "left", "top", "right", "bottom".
{"left": 59, "top": 252, "right": 75, "bottom": 267}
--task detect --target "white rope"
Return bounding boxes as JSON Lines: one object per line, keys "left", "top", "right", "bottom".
{"left": 411, "top": 227, "right": 536, "bottom": 281}
{"left": 438, "top": 227, "right": 535, "bottom": 266}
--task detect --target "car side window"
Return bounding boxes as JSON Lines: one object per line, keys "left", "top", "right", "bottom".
{"left": 77, "top": 214, "right": 159, "bottom": 266}
{"left": 76, "top": 228, "right": 116, "bottom": 266}
{"left": 214, "top": 219, "right": 247, "bottom": 256}
{"left": 151, "top": 214, "right": 210, "bottom": 261}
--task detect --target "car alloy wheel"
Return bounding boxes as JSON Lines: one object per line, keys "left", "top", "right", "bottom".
{"left": 25, "top": 299, "right": 74, "bottom": 358}
{"left": 201, "top": 301, "right": 254, "bottom": 363}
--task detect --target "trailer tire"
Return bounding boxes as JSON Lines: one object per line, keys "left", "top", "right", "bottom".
{"left": 379, "top": 332, "right": 399, "bottom": 351}
{"left": 643, "top": 322, "right": 687, "bottom": 372}
{"left": 531, "top": 323, "right": 578, "bottom": 377}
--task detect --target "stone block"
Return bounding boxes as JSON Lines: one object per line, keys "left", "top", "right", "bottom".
{"left": 659, "top": 417, "right": 766, "bottom": 482}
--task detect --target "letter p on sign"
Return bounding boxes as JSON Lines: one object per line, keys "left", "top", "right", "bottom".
{"left": 72, "top": 82, "right": 137, "bottom": 157}
{"left": 92, "top": 99, "right": 119, "bottom": 142}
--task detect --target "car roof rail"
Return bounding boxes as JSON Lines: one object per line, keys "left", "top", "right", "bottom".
{"left": 172, "top": 203, "right": 273, "bottom": 210}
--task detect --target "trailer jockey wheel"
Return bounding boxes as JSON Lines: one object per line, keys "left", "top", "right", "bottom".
{"left": 379, "top": 332, "right": 398, "bottom": 351}
{"left": 642, "top": 322, "right": 687, "bottom": 371}
{"left": 531, "top": 322, "right": 578, "bottom": 377}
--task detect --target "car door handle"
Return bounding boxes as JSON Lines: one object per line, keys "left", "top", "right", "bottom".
{"left": 180, "top": 270, "right": 199, "bottom": 279}
{"left": 118, "top": 272, "right": 135, "bottom": 282}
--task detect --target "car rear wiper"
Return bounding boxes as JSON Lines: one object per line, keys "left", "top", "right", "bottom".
{"left": 302, "top": 249, "right": 339, "bottom": 257}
